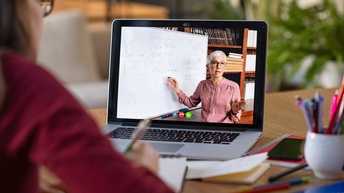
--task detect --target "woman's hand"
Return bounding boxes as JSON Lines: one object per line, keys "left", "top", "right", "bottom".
{"left": 124, "top": 142, "right": 160, "bottom": 174}
{"left": 231, "top": 99, "right": 246, "bottom": 114}
{"left": 167, "top": 77, "right": 180, "bottom": 94}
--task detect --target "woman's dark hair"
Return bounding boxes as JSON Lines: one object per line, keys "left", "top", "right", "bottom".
{"left": 0, "top": 0, "right": 31, "bottom": 110}
{"left": 0, "top": 0, "right": 29, "bottom": 56}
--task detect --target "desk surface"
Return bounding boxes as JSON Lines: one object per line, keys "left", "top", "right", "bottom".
{"left": 87, "top": 88, "right": 343, "bottom": 193}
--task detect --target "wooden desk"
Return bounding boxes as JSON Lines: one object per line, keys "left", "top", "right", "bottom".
{"left": 87, "top": 88, "right": 342, "bottom": 193}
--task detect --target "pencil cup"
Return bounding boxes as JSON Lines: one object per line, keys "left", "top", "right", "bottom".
{"left": 305, "top": 131, "right": 344, "bottom": 180}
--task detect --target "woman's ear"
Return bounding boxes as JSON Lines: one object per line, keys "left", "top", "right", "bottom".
{"left": 206, "top": 64, "right": 209, "bottom": 71}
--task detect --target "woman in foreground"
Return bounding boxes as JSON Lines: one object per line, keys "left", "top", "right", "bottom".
{"left": 0, "top": 0, "right": 173, "bottom": 193}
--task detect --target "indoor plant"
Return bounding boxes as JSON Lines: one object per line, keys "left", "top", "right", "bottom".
{"left": 205, "top": 0, "right": 344, "bottom": 91}
{"left": 267, "top": 0, "right": 344, "bottom": 90}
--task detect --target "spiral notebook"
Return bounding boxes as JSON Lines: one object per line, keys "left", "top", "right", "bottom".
{"left": 245, "top": 134, "right": 307, "bottom": 168}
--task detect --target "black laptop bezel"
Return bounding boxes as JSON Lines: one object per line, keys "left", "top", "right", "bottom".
{"left": 107, "top": 19, "right": 268, "bottom": 131}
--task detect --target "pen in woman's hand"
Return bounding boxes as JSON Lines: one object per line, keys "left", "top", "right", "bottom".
{"left": 167, "top": 76, "right": 180, "bottom": 94}
{"left": 124, "top": 119, "right": 151, "bottom": 153}
{"left": 167, "top": 76, "right": 176, "bottom": 83}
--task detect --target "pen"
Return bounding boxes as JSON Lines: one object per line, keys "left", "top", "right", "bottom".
{"left": 327, "top": 76, "right": 344, "bottom": 134}
{"left": 238, "top": 177, "right": 308, "bottom": 193}
{"left": 336, "top": 108, "right": 344, "bottom": 134}
{"left": 167, "top": 76, "right": 176, "bottom": 83}
{"left": 316, "top": 93, "right": 324, "bottom": 133}
{"left": 256, "top": 177, "right": 308, "bottom": 188}
{"left": 123, "top": 119, "right": 151, "bottom": 153}
{"left": 330, "top": 89, "right": 339, "bottom": 119}
{"left": 161, "top": 113, "right": 172, "bottom": 119}
{"left": 296, "top": 100, "right": 313, "bottom": 132}
{"left": 312, "top": 93, "right": 319, "bottom": 132}
{"left": 179, "top": 108, "right": 189, "bottom": 112}
{"left": 268, "top": 163, "right": 308, "bottom": 182}
{"left": 295, "top": 95, "right": 302, "bottom": 106}
{"left": 312, "top": 92, "right": 324, "bottom": 133}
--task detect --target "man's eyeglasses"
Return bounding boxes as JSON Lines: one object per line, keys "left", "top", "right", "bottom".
{"left": 40, "top": 0, "right": 54, "bottom": 17}
{"left": 210, "top": 61, "right": 226, "bottom": 67}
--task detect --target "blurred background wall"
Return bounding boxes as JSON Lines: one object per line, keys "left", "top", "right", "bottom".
{"left": 53, "top": 0, "right": 344, "bottom": 92}
{"left": 133, "top": 0, "right": 344, "bottom": 92}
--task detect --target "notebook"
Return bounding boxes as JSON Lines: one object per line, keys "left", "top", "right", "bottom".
{"left": 159, "top": 156, "right": 187, "bottom": 193}
{"left": 102, "top": 19, "right": 268, "bottom": 160}
{"left": 186, "top": 152, "right": 269, "bottom": 184}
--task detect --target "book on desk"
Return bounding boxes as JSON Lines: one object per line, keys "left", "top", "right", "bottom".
{"left": 159, "top": 152, "right": 270, "bottom": 191}
{"left": 186, "top": 153, "right": 270, "bottom": 184}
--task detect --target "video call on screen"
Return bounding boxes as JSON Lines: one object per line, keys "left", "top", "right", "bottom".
{"left": 116, "top": 26, "right": 257, "bottom": 125}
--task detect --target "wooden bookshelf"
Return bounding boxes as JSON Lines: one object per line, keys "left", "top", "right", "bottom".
{"left": 206, "top": 28, "right": 257, "bottom": 98}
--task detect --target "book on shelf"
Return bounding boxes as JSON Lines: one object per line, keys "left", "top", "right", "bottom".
{"left": 188, "top": 27, "right": 238, "bottom": 47}
{"left": 245, "top": 134, "right": 307, "bottom": 168}
{"left": 159, "top": 156, "right": 188, "bottom": 193}
{"left": 227, "top": 57, "right": 244, "bottom": 62}
{"left": 190, "top": 28, "right": 205, "bottom": 35}
{"left": 227, "top": 61, "right": 244, "bottom": 65}
{"left": 245, "top": 54, "right": 256, "bottom": 71}
{"left": 227, "top": 53, "right": 244, "bottom": 68}
{"left": 228, "top": 52, "right": 243, "bottom": 59}
{"left": 225, "top": 64, "right": 243, "bottom": 72}
{"left": 247, "top": 30, "right": 257, "bottom": 48}
{"left": 231, "top": 29, "right": 238, "bottom": 45}
{"left": 186, "top": 153, "right": 270, "bottom": 185}
{"left": 162, "top": 27, "right": 179, "bottom": 31}
{"left": 195, "top": 28, "right": 241, "bottom": 46}
{"left": 244, "top": 79, "right": 255, "bottom": 101}
{"left": 225, "top": 28, "right": 234, "bottom": 45}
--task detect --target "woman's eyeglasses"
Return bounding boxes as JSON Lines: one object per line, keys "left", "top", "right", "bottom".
{"left": 210, "top": 61, "right": 226, "bottom": 67}
{"left": 40, "top": 0, "right": 54, "bottom": 17}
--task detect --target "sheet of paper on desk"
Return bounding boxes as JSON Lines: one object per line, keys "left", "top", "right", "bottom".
{"left": 159, "top": 157, "right": 187, "bottom": 193}
{"left": 186, "top": 153, "right": 269, "bottom": 184}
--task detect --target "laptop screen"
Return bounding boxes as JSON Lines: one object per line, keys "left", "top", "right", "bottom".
{"left": 108, "top": 20, "right": 267, "bottom": 131}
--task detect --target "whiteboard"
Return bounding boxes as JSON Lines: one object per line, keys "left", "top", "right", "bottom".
{"left": 117, "top": 27, "right": 208, "bottom": 119}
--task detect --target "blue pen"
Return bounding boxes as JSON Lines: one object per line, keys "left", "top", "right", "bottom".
{"left": 304, "top": 100, "right": 316, "bottom": 132}
{"left": 297, "top": 100, "right": 313, "bottom": 132}
{"left": 161, "top": 113, "right": 172, "bottom": 119}
{"left": 316, "top": 93, "right": 324, "bottom": 133}
{"left": 312, "top": 92, "right": 322, "bottom": 133}
{"left": 179, "top": 108, "right": 189, "bottom": 112}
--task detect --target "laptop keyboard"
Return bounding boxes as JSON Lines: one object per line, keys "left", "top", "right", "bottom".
{"left": 107, "top": 127, "right": 240, "bottom": 145}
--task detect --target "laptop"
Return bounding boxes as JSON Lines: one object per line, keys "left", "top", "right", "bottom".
{"left": 102, "top": 19, "right": 268, "bottom": 160}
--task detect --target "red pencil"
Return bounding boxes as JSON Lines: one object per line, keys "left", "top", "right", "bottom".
{"left": 236, "top": 183, "right": 290, "bottom": 193}
{"left": 327, "top": 75, "right": 344, "bottom": 134}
